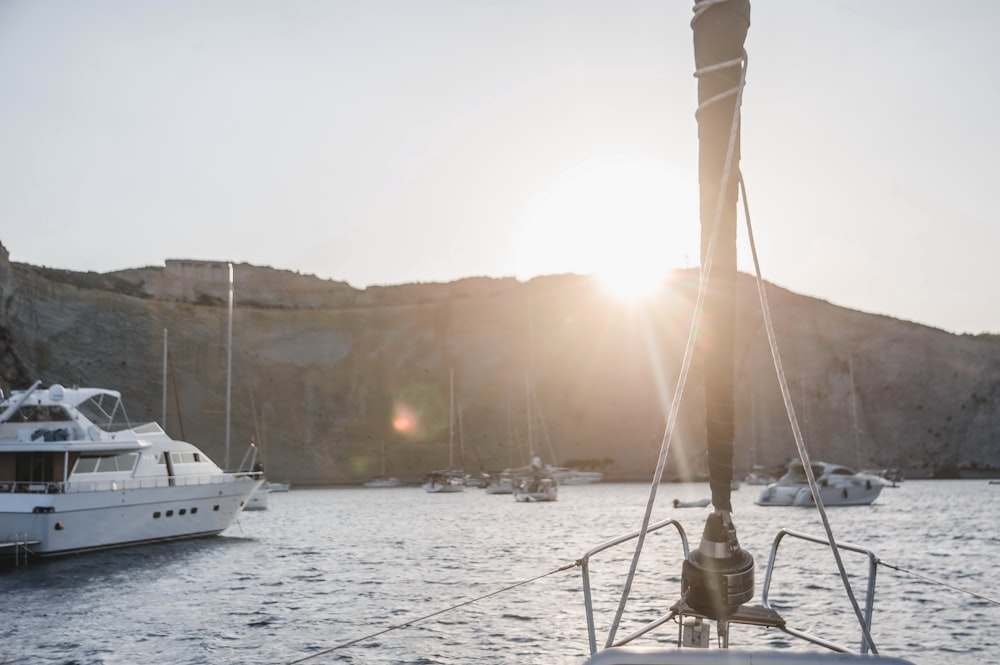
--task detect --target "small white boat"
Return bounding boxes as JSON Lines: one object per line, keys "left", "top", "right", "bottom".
{"left": 363, "top": 441, "right": 400, "bottom": 488}
{"left": 0, "top": 383, "right": 263, "bottom": 559}
{"left": 422, "top": 470, "right": 464, "bottom": 493}
{"left": 744, "top": 465, "right": 776, "bottom": 486}
{"left": 484, "top": 472, "right": 514, "bottom": 495}
{"left": 363, "top": 476, "right": 402, "bottom": 488}
{"left": 244, "top": 480, "right": 290, "bottom": 510}
{"left": 673, "top": 498, "right": 711, "bottom": 508}
{"left": 244, "top": 484, "right": 269, "bottom": 511}
{"left": 464, "top": 472, "right": 490, "bottom": 488}
{"left": 513, "top": 474, "right": 558, "bottom": 502}
{"left": 755, "top": 461, "right": 885, "bottom": 507}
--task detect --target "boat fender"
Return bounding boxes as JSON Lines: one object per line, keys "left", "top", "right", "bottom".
{"left": 865, "top": 479, "right": 872, "bottom": 490}
{"left": 842, "top": 488, "right": 848, "bottom": 499}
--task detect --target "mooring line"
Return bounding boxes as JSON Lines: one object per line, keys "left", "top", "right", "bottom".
{"left": 878, "top": 560, "right": 1000, "bottom": 605}
{"left": 284, "top": 560, "right": 580, "bottom": 664}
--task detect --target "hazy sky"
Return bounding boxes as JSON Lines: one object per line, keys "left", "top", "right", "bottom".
{"left": 2, "top": 1, "right": 998, "bottom": 334}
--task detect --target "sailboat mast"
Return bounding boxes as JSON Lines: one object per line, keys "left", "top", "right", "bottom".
{"left": 694, "top": 0, "right": 750, "bottom": 513}
{"left": 225, "top": 262, "right": 233, "bottom": 470}
{"left": 162, "top": 328, "right": 168, "bottom": 427}
{"left": 449, "top": 367, "right": 455, "bottom": 470}
{"left": 525, "top": 376, "right": 533, "bottom": 460}
{"left": 848, "top": 352, "right": 862, "bottom": 469}
{"left": 679, "top": 0, "right": 756, "bottom": 623}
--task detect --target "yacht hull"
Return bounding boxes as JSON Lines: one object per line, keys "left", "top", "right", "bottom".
{"left": 513, "top": 490, "right": 557, "bottom": 502}
{"left": 756, "top": 474, "right": 883, "bottom": 507}
{"left": 0, "top": 478, "right": 261, "bottom": 557}
{"left": 422, "top": 481, "right": 463, "bottom": 493}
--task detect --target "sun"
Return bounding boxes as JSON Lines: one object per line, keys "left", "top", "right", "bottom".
{"left": 511, "top": 154, "right": 698, "bottom": 300}
{"left": 594, "top": 264, "right": 666, "bottom": 302}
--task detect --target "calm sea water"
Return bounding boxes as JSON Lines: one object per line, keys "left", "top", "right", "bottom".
{"left": 2, "top": 480, "right": 998, "bottom": 665}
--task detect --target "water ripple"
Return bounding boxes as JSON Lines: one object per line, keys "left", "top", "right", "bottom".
{"left": 2, "top": 481, "right": 997, "bottom": 664}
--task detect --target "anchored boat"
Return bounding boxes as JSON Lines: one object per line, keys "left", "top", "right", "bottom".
{"left": 755, "top": 461, "right": 885, "bottom": 507}
{"left": 0, "top": 382, "right": 262, "bottom": 561}
{"left": 422, "top": 368, "right": 466, "bottom": 493}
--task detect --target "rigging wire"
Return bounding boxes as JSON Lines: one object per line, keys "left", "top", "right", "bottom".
{"left": 878, "top": 561, "right": 1000, "bottom": 606}
{"left": 283, "top": 561, "right": 579, "bottom": 665}
{"left": 738, "top": 174, "right": 878, "bottom": 654}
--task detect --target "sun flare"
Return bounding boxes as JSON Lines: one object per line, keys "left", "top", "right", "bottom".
{"left": 594, "top": 265, "right": 666, "bottom": 302}
{"left": 512, "top": 155, "right": 698, "bottom": 300}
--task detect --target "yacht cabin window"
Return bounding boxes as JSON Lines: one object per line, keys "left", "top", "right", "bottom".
{"left": 72, "top": 452, "right": 139, "bottom": 474}
{"left": 76, "top": 394, "right": 132, "bottom": 432}
{"left": 7, "top": 405, "right": 72, "bottom": 422}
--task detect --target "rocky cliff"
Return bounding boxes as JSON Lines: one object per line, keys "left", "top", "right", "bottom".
{"left": 1, "top": 241, "right": 998, "bottom": 484}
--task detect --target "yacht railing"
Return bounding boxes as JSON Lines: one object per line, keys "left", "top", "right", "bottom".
{"left": 761, "top": 528, "right": 880, "bottom": 655}
{"left": 578, "top": 523, "right": 882, "bottom": 656}
{"left": 0, "top": 472, "right": 263, "bottom": 494}
{"left": 578, "top": 518, "right": 691, "bottom": 655}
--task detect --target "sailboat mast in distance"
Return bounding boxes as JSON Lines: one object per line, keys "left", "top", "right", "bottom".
{"left": 225, "top": 261, "right": 234, "bottom": 470}
{"left": 449, "top": 367, "right": 454, "bottom": 470}
{"left": 161, "top": 328, "right": 168, "bottom": 427}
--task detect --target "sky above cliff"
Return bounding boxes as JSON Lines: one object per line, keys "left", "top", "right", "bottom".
{"left": 1, "top": 1, "right": 998, "bottom": 334}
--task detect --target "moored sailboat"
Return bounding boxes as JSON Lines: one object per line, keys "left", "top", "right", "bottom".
{"left": 364, "top": 441, "right": 402, "bottom": 488}
{"left": 511, "top": 380, "right": 558, "bottom": 502}
{"left": 512, "top": 456, "right": 558, "bottom": 503}
{"left": 484, "top": 471, "right": 514, "bottom": 495}
{"left": 423, "top": 368, "right": 464, "bottom": 494}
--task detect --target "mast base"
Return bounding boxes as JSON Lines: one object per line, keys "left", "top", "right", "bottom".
{"left": 680, "top": 510, "right": 755, "bottom": 619}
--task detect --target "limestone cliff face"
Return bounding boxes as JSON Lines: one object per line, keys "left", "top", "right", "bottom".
{"left": 1, "top": 245, "right": 998, "bottom": 483}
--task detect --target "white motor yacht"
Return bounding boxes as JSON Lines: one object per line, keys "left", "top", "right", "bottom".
{"left": 755, "top": 461, "right": 885, "bottom": 507}
{"left": 0, "top": 382, "right": 263, "bottom": 560}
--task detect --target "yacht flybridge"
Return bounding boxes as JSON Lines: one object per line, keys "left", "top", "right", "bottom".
{"left": 0, "top": 382, "right": 263, "bottom": 561}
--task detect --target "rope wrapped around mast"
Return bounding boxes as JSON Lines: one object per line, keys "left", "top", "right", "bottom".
{"left": 693, "top": 0, "right": 750, "bottom": 513}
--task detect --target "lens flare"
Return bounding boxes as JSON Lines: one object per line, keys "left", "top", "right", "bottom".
{"left": 391, "top": 382, "right": 448, "bottom": 443}
{"left": 393, "top": 402, "right": 420, "bottom": 438}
